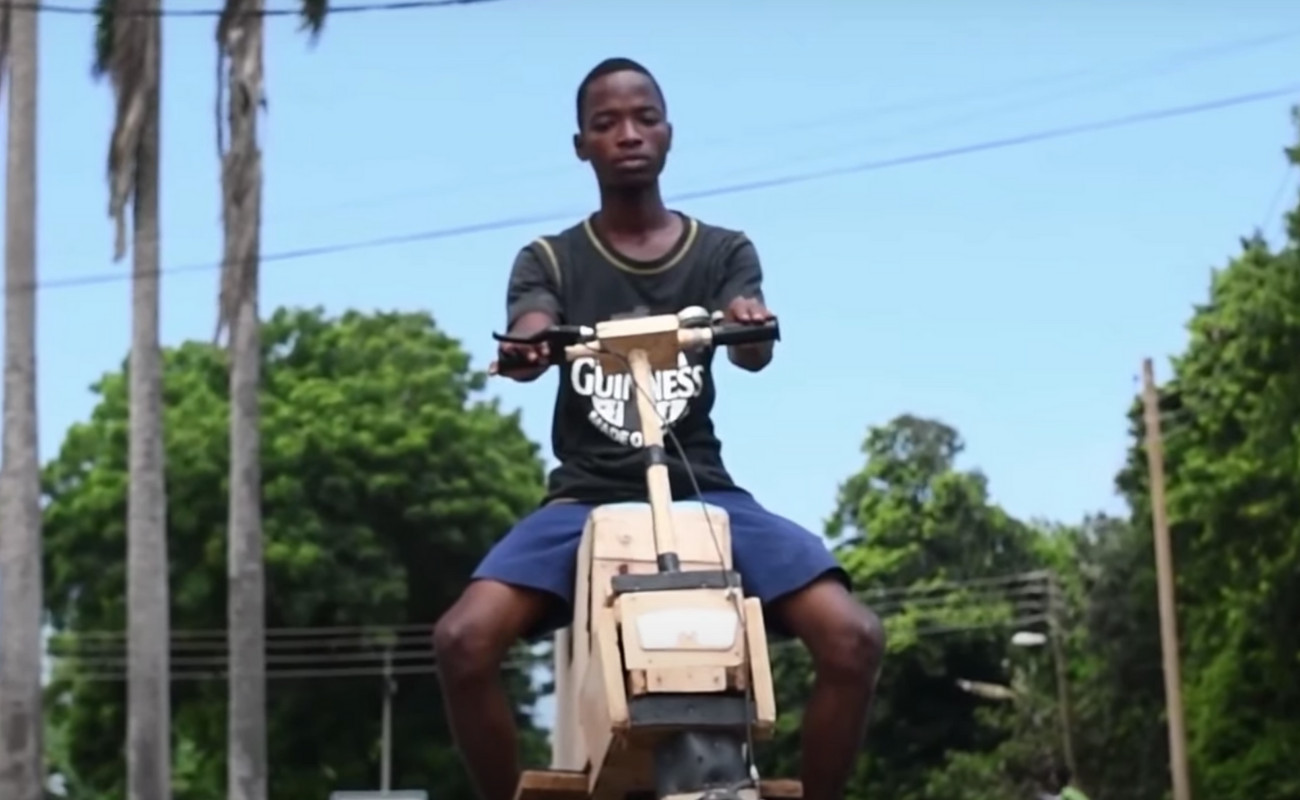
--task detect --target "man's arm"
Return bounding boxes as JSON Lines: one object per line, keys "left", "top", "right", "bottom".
{"left": 502, "top": 245, "right": 561, "bottom": 381}
{"left": 714, "top": 234, "right": 774, "bottom": 372}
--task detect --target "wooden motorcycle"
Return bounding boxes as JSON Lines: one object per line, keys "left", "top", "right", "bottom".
{"left": 493, "top": 307, "right": 800, "bottom": 800}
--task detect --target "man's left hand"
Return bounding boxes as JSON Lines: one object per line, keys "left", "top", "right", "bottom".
{"left": 722, "top": 296, "right": 775, "bottom": 371}
{"left": 725, "top": 296, "right": 774, "bottom": 324}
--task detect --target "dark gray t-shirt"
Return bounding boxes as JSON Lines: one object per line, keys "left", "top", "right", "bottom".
{"left": 506, "top": 212, "right": 765, "bottom": 504}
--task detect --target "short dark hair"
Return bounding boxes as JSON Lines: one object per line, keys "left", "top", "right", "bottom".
{"left": 575, "top": 57, "right": 665, "bottom": 128}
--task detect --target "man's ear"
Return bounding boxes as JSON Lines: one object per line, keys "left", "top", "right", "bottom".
{"left": 664, "top": 121, "right": 673, "bottom": 154}
{"left": 573, "top": 132, "right": 589, "bottom": 162}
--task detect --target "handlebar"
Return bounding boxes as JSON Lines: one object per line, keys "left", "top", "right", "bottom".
{"left": 491, "top": 313, "right": 780, "bottom": 376}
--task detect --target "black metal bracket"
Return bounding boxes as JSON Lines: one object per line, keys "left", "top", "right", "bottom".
{"left": 611, "top": 569, "right": 742, "bottom": 596}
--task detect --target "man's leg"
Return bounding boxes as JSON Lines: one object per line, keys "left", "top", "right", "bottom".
{"left": 434, "top": 580, "right": 551, "bottom": 800}
{"left": 771, "top": 579, "right": 884, "bottom": 800}
{"left": 434, "top": 502, "right": 589, "bottom": 800}
{"left": 707, "top": 490, "right": 884, "bottom": 800}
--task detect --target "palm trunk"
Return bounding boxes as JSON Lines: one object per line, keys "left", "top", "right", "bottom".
{"left": 0, "top": 5, "right": 43, "bottom": 800}
{"left": 125, "top": 2, "right": 170, "bottom": 798}
{"left": 219, "top": 1, "right": 267, "bottom": 798}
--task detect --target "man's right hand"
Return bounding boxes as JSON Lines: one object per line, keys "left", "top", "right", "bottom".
{"left": 492, "top": 341, "right": 551, "bottom": 381}
{"left": 490, "top": 311, "right": 555, "bottom": 382}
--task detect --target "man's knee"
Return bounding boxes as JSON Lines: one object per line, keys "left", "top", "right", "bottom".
{"left": 806, "top": 598, "right": 886, "bottom": 684}
{"left": 433, "top": 606, "right": 502, "bottom": 684}
{"left": 433, "top": 580, "right": 551, "bottom": 684}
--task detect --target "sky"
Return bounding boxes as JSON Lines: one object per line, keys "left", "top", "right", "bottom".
{"left": 23, "top": 0, "right": 1298, "bottom": 534}
{"left": 9, "top": 0, "right": 1300, "bottom": 771}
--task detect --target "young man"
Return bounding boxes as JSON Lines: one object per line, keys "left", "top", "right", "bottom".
{"left": 433, "top": 57, "right": 884, "bottom": 800}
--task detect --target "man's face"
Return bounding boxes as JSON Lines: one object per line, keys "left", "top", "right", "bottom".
{"left": 574, "top": 70, "right": 672, "bottom": 189}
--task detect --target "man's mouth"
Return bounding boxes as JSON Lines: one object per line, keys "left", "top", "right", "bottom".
{"left": 614, "top": 156, "right": 651, "bottom": 169}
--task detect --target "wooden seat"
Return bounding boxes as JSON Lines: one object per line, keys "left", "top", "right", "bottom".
{"left": 515, "top": 770, "right": 803, "bottom": 800}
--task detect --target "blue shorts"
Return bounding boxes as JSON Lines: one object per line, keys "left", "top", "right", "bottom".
{"left": 472, "top": 489, "right": 849, "bottom": 638}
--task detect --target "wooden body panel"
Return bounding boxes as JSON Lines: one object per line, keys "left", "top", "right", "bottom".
{"left": 552, "top": 503, "right": 732, "bottom": 771}
{"left": 545, "top": 500, "right": 780, "bottom": 797}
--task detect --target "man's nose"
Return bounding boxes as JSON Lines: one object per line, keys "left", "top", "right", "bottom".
{"left": 615, "top": 120, "right": 643, "bottom": 147}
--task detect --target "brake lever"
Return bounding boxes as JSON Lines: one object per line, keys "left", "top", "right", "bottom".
{"left": 492, "top": 331, "right": 545, "bottom": 345}
{"left": 493, "top": 325, "right": 590, "bottom": 348}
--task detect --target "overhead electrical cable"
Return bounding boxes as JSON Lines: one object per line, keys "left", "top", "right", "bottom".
{"left": 28, "top": 83, "right": 1298, "bottom": 298}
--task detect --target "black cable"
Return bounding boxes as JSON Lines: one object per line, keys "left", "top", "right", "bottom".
{"left": 607, "top": 342, "right": 767, "bottom": 787}
{"left": 29, "top": 83, "right": 1300, "bottom": 298}
{"left": 11, "top": 0, "right": 506, "bottom": 17}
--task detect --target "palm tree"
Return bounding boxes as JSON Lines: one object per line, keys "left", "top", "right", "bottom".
{"left": 214, "top": 2, "right": 324, "bottom": 798}
{"left": 94, "top": 1, "right": 170, "bottom": 798}
{"left": 0, "top": 3, "right": 45, "bottom": 800}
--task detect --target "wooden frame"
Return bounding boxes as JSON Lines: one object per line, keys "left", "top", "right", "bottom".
{"left": 529, "top": 312, "right": 796, "bottom": 799}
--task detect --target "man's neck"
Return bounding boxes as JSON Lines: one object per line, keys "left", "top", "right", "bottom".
{"left": 594, "top": 183, "right": 672, "bottom": 235}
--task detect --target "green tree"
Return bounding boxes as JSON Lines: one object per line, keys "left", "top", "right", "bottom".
{"left": 761, "top": 415, "right": 1051, "bottom": 800}
{"left": 1114, "top": 114, "right": 1300, "bottom": 799}
{"left": 1062, "top": 512, "right": 1169, "bottom": 800}
{"left": 43, "top": 308, "right": 547, "bottom": 800}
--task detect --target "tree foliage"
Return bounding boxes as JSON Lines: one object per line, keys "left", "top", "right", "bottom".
{"left": 761, "top": 415, "right": 1057, "bottom": 800}
{"left": 42, "top": 308, "right": 547, "bottom": 800}
{"left": 1117, "top": 191, "right": 1300, "bottom": 797}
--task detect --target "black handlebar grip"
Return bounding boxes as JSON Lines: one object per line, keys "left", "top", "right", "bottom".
{"left": 495, "top": 349, "right": 550, "bottom": 375}
{"left": 711, "top": 318, "right": 781, "bottom": 347}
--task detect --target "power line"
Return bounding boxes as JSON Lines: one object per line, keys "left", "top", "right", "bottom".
{"left": 32, "top": 83, "right": 1300, "bottom": 297}
{"left": 1259, "top": 165, "right": 1296, "bottom": 236}
{"left": 12, "top": 0, "right": 505, "bottom": 17}
{"left": 53, "top": 612, "right": 1053, "bottom": 682}
{"left": 685, "top": 30, "right": 1300, "bottom": 189}
{"left": 669, "top": 83, "right": 1300, "bottom": 205}
{"left": 45, "top": 573, "right": 1056, "bottom": 683}
{"left": 49, "top": 586, "right": 1050, "bottom": 655}
{"left": 289, "top": 27, "right": 1300, "bottom": 220}
{"left": 45, "top": 570, "right": 1051, "bottom": 646}
{"left": 49, "top": 586, "right": 1050, "bottom": 660}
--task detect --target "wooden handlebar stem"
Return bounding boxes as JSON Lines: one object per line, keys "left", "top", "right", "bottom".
{"left": 626, "top": 348, "right": 680, "bottom": 569}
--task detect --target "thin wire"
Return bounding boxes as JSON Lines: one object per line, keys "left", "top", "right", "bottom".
{"left": 47, "top": 589, "right": 1051, "bottom": 662}
{"left": 48, "top": 579, "right": 1053, "bottom": 679}
{"left": 52, "top": 598, "right": 1049, "bottom": 659}
{"left": 11, "top": 0, "right": 506, "bottom": 17}
{"left": 47, "top": 569, "right": 1049, "bottom": 643}
{"left": 690, "top": 32, "right": 1300, "bottom": 189}
{"left": 1259, "top": 166, "right": 1296, "bottom": 236}
{"left": 54, "top": 612, "right": 1053, "bottom": 682}
{"left": 669, "top": 83, "right": 1300, "bottom": 205}
{"left": 861, "top": 570, "right": 1052, "bottom": 600}
{"left": 29, "top": 83, "right": 1300, "bottom": 298}
{"left": 47, "top": 584, "right": 1051, "bottom": 648}
{"left": 286, "top": 27, "right": 1300, "bottom": 219}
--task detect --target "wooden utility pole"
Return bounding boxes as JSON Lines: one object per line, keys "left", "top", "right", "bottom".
{"left": 1140, "top": 358, "right": 1193, "bottom": 800}
{"left": 1046, "top": 577, "right": 1078, "bottom": 782}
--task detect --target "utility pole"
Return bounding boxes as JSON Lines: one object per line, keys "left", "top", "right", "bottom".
{"left": 380, "top": 648, "right": 395, "bottom": 793}
{"left": 1046, "top": 576, "right": 1078, "bottom": 782}
{"left": 1141, "top": 358, "right": 1193, "bottom": 800}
